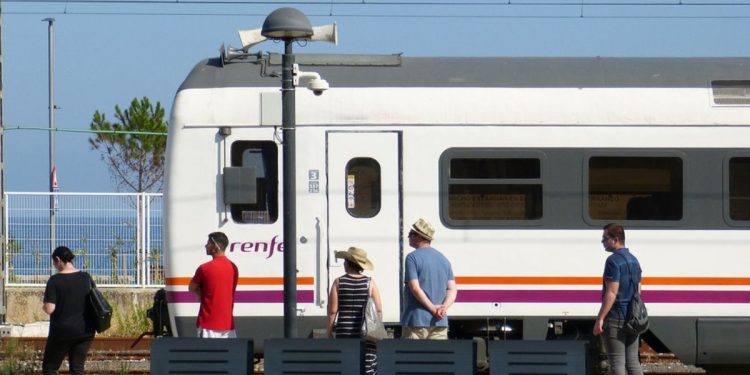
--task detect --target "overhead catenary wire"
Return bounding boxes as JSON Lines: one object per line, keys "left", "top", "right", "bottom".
{"left": 3, "top": 0, "right": 750, "bottom": 18}
{"left": 5, "top": 125, "right": 167, "bottom": 136}
{"left": 5, "top": 0, "right": 750, "bottom": 4}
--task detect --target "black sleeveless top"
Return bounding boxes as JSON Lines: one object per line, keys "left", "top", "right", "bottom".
{"left": 335, "top": 274, "right": 369, "bottom": 338}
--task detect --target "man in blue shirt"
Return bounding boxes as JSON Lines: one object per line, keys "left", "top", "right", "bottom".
{"left": 401, "top": 218, "right": 457, "bottom": 340}
{"left": 593, "top": 223, "right": 644, "bottom": 375}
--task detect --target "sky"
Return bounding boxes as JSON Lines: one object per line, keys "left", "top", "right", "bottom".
{"left": 2, "top": 0, "right": 750, "bottom": 192}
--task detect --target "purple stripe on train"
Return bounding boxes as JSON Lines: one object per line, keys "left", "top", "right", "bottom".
{"left": 167, "top": 290, "right": 315, "bottom": 303}
{"left": 456, "top": 290, "right": 750, "bottom": 303}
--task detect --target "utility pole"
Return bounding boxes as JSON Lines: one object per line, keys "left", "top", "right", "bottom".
{"left": 43, "top": 18, "right": 56, "bottom": 254}
{"left": 0, "top": 0, "right": 6, "bottom": 322}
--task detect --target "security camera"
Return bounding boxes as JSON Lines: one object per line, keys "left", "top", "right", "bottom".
{"left": 307, "top": 78, "right": 329, "bottom": 96}
{"left": 293, "top": 64, "right": 329, "bottom": 96}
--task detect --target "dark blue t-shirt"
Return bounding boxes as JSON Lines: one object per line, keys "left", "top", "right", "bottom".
{"left": 602, "top": 248, "right": 642, "bottom": 320}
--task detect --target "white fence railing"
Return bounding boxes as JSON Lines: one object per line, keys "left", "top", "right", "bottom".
{"left": 3, "top": 192, "right": 164, "bottom": 287}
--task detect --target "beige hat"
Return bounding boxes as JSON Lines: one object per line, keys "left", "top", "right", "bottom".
{"left": 411, "top": 218, "right": 435, "bottom": 241}
{"left": 334, "top": 247, "right": 374, "bottom": 270}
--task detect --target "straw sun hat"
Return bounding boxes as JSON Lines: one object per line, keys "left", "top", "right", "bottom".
{"left": 410, "top": 218, "right": 435, "bottom": 241}
{"left": 334, "top": 247, "right": 374, "bottom": 270}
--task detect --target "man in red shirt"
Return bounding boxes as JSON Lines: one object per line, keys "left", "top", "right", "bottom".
{"left": 189, "top": 232, "right": 239, "bottom": 338}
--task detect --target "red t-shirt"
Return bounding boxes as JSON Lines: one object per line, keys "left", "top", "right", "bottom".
{"left": 191, "top": 256, "right": 238, "bottom": 330}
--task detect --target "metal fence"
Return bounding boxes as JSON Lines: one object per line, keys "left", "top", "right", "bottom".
{"left": 3, "top": 192, "right": 164, "bottom": 287}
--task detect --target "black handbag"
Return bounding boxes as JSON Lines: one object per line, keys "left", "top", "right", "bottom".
{"left": 615, "top": 253, "right": 649, "bottom": 335}
{"left": 86, "top": 273, "right": 113, "bottom": 333}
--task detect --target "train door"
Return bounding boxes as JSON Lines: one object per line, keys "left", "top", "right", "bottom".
{"left": 327, "top": 131, "right": 402, "bottom": 323}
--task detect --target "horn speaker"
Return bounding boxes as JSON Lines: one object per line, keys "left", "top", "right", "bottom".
{"left": 310, "top": 22, "right": 338, "bottom": 45}
{"left": 238, "top": 28, "right": 268, "bottom": 50}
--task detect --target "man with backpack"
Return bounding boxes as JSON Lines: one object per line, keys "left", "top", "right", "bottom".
{"left": 593, "top": 223, "right": 645, "bottom": 375}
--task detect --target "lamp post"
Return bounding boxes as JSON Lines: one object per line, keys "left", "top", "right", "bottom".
{"left": 261, "top": 7, "right": 314, "bottom": 339}
{"left": 43, "top": 17, "right": 55, "bottom": 253}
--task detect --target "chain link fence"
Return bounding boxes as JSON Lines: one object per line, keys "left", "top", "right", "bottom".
{"left": 3, "top": 192, "right": 163, "bottom": 287}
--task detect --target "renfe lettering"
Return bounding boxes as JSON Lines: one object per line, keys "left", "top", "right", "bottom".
{"left": 229, "top": 235, "right": 284, "bottom": 259}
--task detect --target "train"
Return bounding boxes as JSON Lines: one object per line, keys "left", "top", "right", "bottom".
{"left": 163, "top": 50, "right": 750, "bottom": 368}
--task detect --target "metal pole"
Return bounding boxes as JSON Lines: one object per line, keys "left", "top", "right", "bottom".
{"left": 281, "top": 38, "right": 297, "bottom": 338}
{"left": 1, "top": 0, "right": 7, "bottom": 321}
{"left": 44, "top": 18, "right": 55, "bottom": 253}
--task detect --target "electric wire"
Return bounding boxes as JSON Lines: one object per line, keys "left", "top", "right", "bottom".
{"left": 6, "top": 0, "right": 750, "bottom": 4}
{"left": 5, "top": 11, "right": 750, "bottom": 19}
{"left": 5, "top": 126, "right": 167, "bottom": 136}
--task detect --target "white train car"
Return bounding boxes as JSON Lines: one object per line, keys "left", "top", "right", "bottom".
{"left": 164, "top": 53, "right": 750, "bottom": 367}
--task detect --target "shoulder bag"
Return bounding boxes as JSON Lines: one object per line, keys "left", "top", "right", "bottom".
{"left": 361, "top": 277, "right": 387, "bottom": 341}
{"left": 86, "top": 272, "right": 113, "bottom": 333}
{"left": 615, "top": 253, "right": 649, "bottom": 335}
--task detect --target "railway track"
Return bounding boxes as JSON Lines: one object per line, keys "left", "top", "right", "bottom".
{"left": 1, "top": 337, "right": 710, "bottom": 374}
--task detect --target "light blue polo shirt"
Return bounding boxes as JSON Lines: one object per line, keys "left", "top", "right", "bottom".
{"left": 401, "top": 247, "right": 455, "bottom": 327}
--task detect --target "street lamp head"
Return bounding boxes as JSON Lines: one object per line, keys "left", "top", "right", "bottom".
{"left": 261, "top": 7, "right": 314, "bottom": 39}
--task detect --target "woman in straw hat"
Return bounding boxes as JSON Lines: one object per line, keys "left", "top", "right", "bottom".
{"left": 327, "top": 247, "right": 382, "bottom": 375}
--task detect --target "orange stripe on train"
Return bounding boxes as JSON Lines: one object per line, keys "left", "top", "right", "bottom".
{"left": 167, "top": 276, "right": 750, "bottom": 286}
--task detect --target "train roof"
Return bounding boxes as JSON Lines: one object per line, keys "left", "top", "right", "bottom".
{"left": 178, "top": 55, "right": 750, "bottom": 91}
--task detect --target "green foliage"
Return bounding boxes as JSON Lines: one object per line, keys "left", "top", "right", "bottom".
{"left": 108, "top": 236, "right": 125, "bottom": 284}
{"left": 5, "top": 238, "right": 21, "bottom": 283}
{"left": 108, "top": 300, "right": 151, "bottom": 337}
{"left": 0, "top": 338, "right": 38, "bottom": 375}
{"left": 116, "top": 362, "right": 131, "bottom": 375}
{"left": 75, "top": 237, "right": 92, "bottom": 271}
{"left": 150, "top": 248, "right": 164, "bottom": 284}
{"left": 89, "top": 97, "right": 168, "bottom": 192}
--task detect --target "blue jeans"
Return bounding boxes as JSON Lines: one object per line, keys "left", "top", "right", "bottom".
{"left": 604, "top": 318, "right": 643, "bottom": 375}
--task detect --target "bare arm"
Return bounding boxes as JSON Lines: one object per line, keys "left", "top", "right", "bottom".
{"left": 593, "top": 280, "right": 619, "bottom": 336}
{"left": 326, "top": 279, "right": 339, "bottom": 338}
{"left": 370, "top": 279, "right": 384, "bottom": 319}
{"left": 435, "top": 279, "right": 457, "bottom": 320}
{"left": 43, "top": 302, "right": 55, "bottom": 315}
{"left": 188, "top": 281, "right": 201, "bottom": 299}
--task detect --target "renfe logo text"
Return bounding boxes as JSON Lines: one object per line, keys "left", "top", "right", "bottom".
{"left": 228, "top": 235, "right": 284, "bottom": 259}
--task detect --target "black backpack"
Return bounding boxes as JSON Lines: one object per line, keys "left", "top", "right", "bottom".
{"left": 615, "top": 252, "right": 649, "bottom": 335}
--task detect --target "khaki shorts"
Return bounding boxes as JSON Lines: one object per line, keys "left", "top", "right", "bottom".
{"left": 401, "top": 326, "right": 448, "bottom": 340}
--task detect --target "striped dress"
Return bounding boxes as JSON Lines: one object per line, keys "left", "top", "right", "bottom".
{"left": 335, "top": 274, "right": 378, "bottom": 374}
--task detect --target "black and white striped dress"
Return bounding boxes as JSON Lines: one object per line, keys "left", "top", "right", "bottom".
{"left": 335, "top": 274, "right": 377, "bottom": 374}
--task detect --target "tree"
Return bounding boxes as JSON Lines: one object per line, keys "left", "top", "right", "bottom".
{"left": 89, "top": 97, "right": 167, "bottom": 192}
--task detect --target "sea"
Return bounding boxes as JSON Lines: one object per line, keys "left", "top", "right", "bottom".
{"left": 4, "top": 193, "right": 163, "bottom": 286}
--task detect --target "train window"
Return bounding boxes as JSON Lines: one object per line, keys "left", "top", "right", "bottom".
{"left": 712, "top": 80, "right": 750, "bottom": 106}
{"left": 441, "top": 150, "right": 544, "bottom": 226}
{"left": 728, "top": 157, "right": 750, "bottom": 221}
{"left": 345, "top": 158, "right": 381, "bottom": 218}
{"left": 229, "top": 141, "right": 278, "bottom": 224}
{"left": 588, "top": 156, "right": 682, "bottom": 221}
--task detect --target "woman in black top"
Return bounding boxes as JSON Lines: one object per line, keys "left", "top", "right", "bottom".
{"left": 326, "top": 247, "right": 383, "bottom": 375}
{"left": 42, "top": 246, "right": 96, "bottom": 375}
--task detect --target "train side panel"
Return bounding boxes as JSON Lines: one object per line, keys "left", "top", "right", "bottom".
{"left": 164, "top": 56, "right": 750, "bottom": 365}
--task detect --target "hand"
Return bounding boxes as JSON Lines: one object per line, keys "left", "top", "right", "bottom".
{"left": 432, "top": 304, "right": 447, "bottom": 320}
{"left": 593, "top": 319, "right": 604, "bottom": 336}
